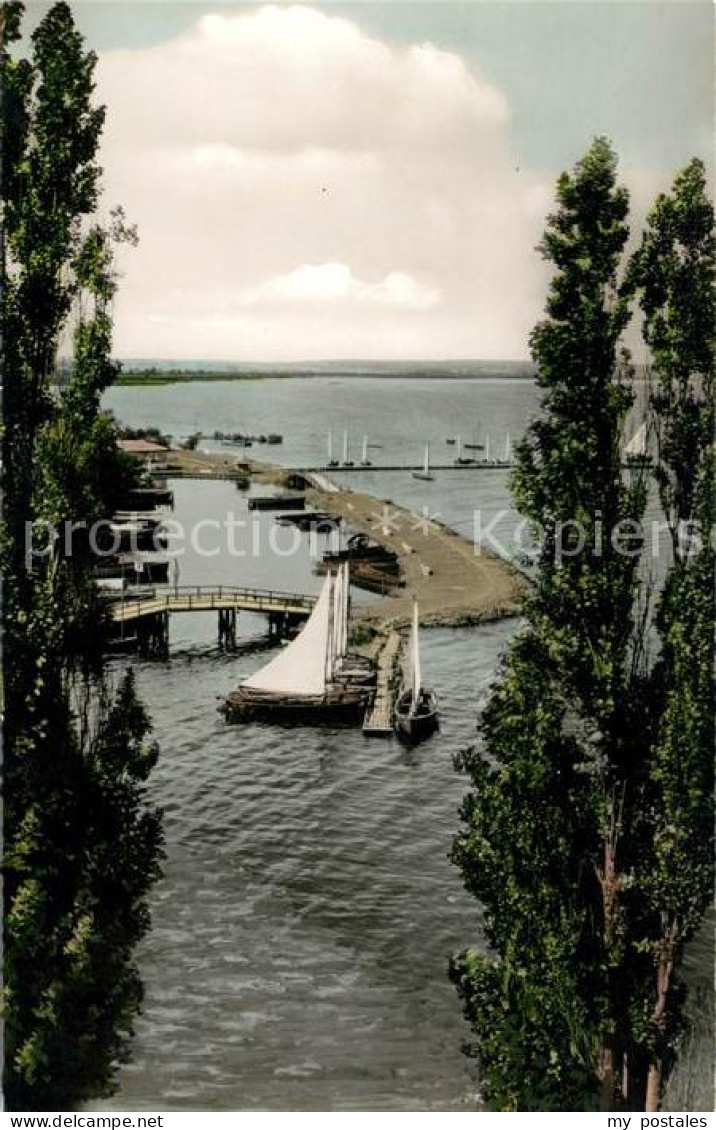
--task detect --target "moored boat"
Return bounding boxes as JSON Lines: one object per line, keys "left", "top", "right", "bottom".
{"left": 223, "top": 564, "right": 371, "bottom": 725}
{"left": 624, "top": 422, "right": 652, "bottom": 466}
{"left": 393, "top": 602, "right": 439, "bottom": 744}
{"left": 412, "top": 442, "right": 434, "bottom": 481}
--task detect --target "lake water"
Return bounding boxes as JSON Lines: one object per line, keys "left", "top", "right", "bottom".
{"left": 100, "top": 376, "right": 710, "bottom": 1111}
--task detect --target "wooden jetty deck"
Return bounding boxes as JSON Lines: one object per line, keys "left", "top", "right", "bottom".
{"left": 299, "top": 462, "right": 513, "bottom": 474}
{"left": 109, "top": 584, "right": 315, "bottom": 624}
{"left": 363, "top": 631, "right": 403, "bottom": 736}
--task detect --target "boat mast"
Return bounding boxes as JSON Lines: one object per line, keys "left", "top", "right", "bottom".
{"left": 456, "top": 435, "right": 462, "bottom": 461}
{"left": 505, "top": 431, "right": 511, "bottom": 464}
{"left": 362, "top": 434, "right": 368, "bottom": 463}
{"left": 325, "top": 570, "right": 335, "bottom": 684}
{"left": 424, "top": 442, "right": 430, "bottom": 476}
{"left": 485, "top": 434, "right": 491, "bottom": 462}
{"left": 342, "top": 564, "right": 349, "bottom": 655}
{"left": 327, "top": 430, "right": 333, "bottom": 464}
{"left": 411, "top": 601, "right": 421, "bottom": 710}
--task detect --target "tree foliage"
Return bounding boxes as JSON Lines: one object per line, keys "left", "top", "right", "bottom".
{"left": 2, "top": 3, "right": 163, "bottom": 1110}
{"left": 452, "top": 141, "right": 714, "bottom": 1111}
{"left": 627, "top": 157, "right": 715, "bottom": 1111}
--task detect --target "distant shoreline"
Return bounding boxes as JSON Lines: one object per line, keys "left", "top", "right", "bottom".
{"left": 116, "top": 366, "right": 537, "bottom": 387}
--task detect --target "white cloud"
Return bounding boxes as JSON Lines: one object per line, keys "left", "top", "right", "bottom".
{"left": 235, "top": 263, "right": 441, "bottom": 310}
{"left": 97, "top": 4, "right": 547, "bottom": 360}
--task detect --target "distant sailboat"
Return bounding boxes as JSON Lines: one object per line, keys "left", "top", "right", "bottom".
{"left": 394, "top": 602, "right": 439, "bottom": 744}
{"left": 412, "top": 442, "right": 434, "bottom": 481}
{"left": 223, "top": 566, "right": 369, "bottom": 724}
{"left": 360, "top": 434, "right": 372, "bottom": 466}
{"left": 342, "top": 429, "right": 354, "bottom": 467}
{"left": 327, "top": 430, "right": 338, "bottom": 468}
{"left": 624, "top": 422, "right": 650, "bottom": 465}
{"left": 504, "top": 432, "right": 511, "bottom": 465}
{"left": 455, "top": 435, "right": 475, "bottom": 466}
{"left": 484, "top": 434, "right": 491, "bottom": 463}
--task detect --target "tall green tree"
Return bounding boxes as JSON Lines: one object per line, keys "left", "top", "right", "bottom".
{"left": 452, "top": 138, "right": 651, "bottom": 1111}
{"left": 2, "top": 3, "right": 163, "bottom": 1109}
{"left": 627, "top": 158, "right": 715, "bottom": 1111}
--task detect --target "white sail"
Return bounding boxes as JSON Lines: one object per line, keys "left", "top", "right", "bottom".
{"left": 330, "top": 563, "right": 350, "bottom": 667}
{"left": 423, "top": 443, "right": 430, "bottom": 475}
{"left": 411, "top": 601, "right": 421, "bottom": 709}
{"left": 624, "top": 422, "right": 647, "bottom": 458}
{"left": 327, "top": 431, "right": 333, "bottom": 463}
{"left": 327, "top": 568, "right": 338, "bottom": 679}
{"left": 456, "top": 436, "right": 462, "bottom": 461}
{"left": 485, "top": 434, "right": 491, "bottom": 462}
{"left": 342, "top": 430, "right": 349, "bottom": 463}
{"left": 244, "top": 572, "right": 332, "bottom": 696}
{"left": 505, "top": 432, "right": 511, "bottom": 463}
{"left": 362, "top": 434, "right": 368, "bottom": 462}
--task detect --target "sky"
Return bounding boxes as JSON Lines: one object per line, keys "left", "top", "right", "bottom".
{"left": 24, "top": 1, "right": 715, "bottom": 362}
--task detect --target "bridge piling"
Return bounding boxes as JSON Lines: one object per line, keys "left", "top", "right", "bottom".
{"left": 218, "top": 608, "right": 238, "bottom": 651}
{"left": 137, "top": 611, "right": 169, "bottom": 660}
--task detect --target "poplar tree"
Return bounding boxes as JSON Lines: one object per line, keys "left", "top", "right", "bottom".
{"left": 452, "top": 138, "right": 648, "bottom": 1111}
{"left": 2, "top": 3, "right": 163, "bottom": 1109}
{"left": 453, "top": 143, "right": 714, "bottom": 1113}
{"left": 627, "top": 158, "right": 715, "bottom": 1111}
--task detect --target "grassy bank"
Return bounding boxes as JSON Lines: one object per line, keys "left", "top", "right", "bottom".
{"left": 116, "top": 369, "right": 291, "bottom": 386}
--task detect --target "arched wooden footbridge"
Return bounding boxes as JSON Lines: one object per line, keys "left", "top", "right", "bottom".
{"left": 107, "top": 584, "right": 316, "bottom": 656}
{"left": 110, "top": 584, "right": 316, "bottom": 624}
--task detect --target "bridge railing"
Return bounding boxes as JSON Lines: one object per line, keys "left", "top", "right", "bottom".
{"left": 110, "top": 583, "right": 317, "bottom": 619}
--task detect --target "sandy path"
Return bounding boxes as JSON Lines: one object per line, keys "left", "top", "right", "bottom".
{"left": 165, "top": 449, "right": 526, "bottom": 630}
{"left": 304, "top": 483, "right": 525, "bottom": 629}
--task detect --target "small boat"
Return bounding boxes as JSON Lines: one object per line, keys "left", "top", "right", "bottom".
{"left": 446, "top": 437, "right": 456, "bottom": 446}
{"left": 464, "top": 423, "right": 484, "bottom": 451}
{"left": 223, "top": 564, "right": 370, "bottom": 725}
{"left": 341, "top": 429, "right": 354, "bottom": 467}
{"left": 454, "top": 436, "right": 476, "bottom": 466}
{"left": 412, "top": 442, "right": 434, "bottom": 482}
{"left": 249, "top": 495, "right": 305, "bottom": 512}
{"left": 393, "top": 602, "right": 439, "bottom": 744}
{"left": 276, "top": 510, "right": 340, "bottom": 532}
{"left": 359, "top": 434, "right": 372, "bottom": 467}
{"left": 327, "top": 431, "right": 339, "bottom": 468}
{"left": 624, "top": 422, "right": 651, "bottom": 466}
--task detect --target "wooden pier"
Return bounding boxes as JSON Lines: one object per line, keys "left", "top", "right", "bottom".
{"left": 363, "top": 631, "right": 403, "bottom": 736}
{"left": 300, "top": 462, "right": 514, "bottom": 474}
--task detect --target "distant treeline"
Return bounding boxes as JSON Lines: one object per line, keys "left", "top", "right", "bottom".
{"left": 116, "top": 364, "right": 542, "bottom": 385}
{"left": 116, "top": 368, "right": 283, "bottom": 386}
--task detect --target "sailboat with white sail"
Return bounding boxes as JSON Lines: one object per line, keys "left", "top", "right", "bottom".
{"left": 327, "top": 430, "right": 338, "bottom": 468}
{"left": 412, "top": 442, "right": 434, "bottom": 481}
{"left": 455, "top": 435, "right": 476, "bottom": 466}
{"left": 223, "top": 564, "right": 370, "bottom": 724}
{"left": 360, "top": 434, "right": 372, "bottom": 467}
{"left": 341, "top": 429, "right": 354, "bottom": 467}
{"left": 624, "top": 422, "right": 650, "bottom": 465}
{"left": 393, "top": 602, "right": 439, "bottom": 744}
